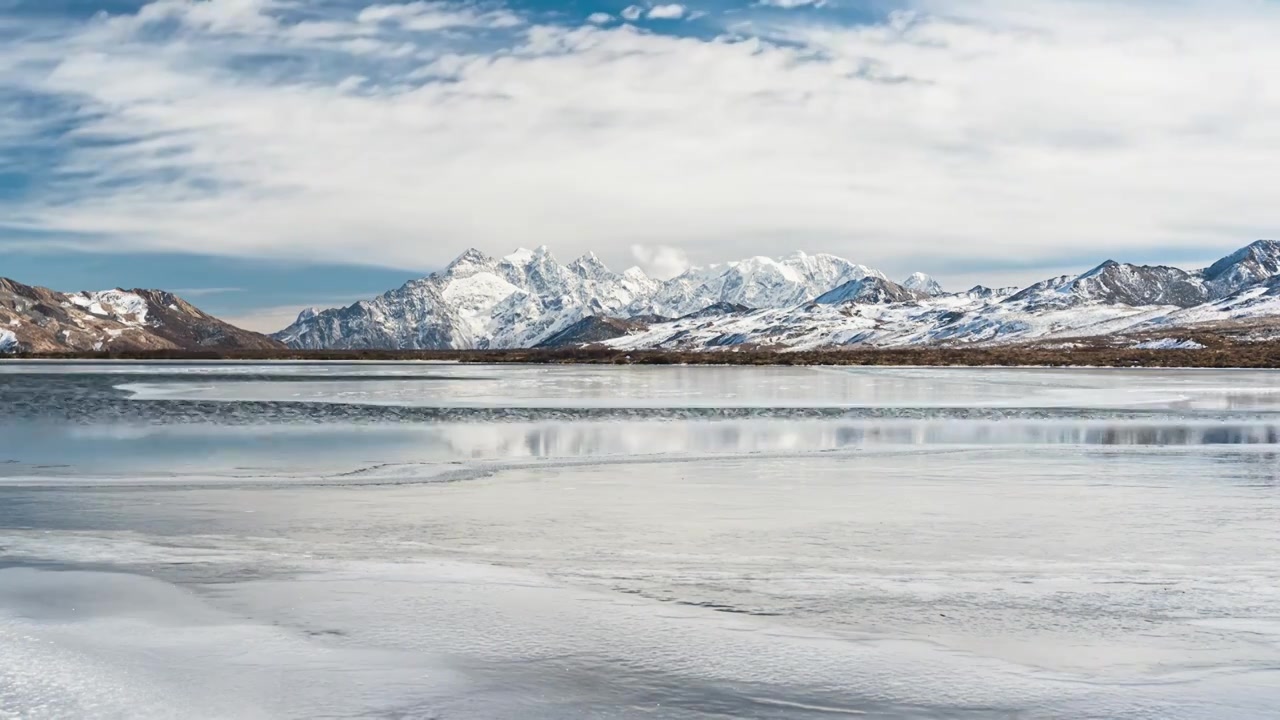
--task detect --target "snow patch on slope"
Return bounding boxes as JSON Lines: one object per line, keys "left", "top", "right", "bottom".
{"left": 604, "top": 294, "right": 1171, "bottom": 352}
{"left": 1133, "top": 338, "right": 1206, "bottom": 350}
{"left": 0, "top": 329, "right": 17, "bottom": 352}
{"left": 68, "top": 290, "right": 150, "bottom": 326}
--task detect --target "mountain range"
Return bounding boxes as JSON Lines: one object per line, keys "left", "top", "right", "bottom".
{"left": 4, "top": 240, "right": 1280, "bottom": 355}
{"left": 274, "top": 240, "right": 1280, "bottom": 352}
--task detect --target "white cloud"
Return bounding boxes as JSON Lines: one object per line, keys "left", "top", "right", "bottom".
{"left": 335, "top": 75, "right": 368, "bottom": 93}
{"left": 3, "top": 0, "right": 1280, "bottom": 289}
{"left": 620, "top": 5, "right": 643, "bottom": 21}
{"left": 647, "top": 4, "right": 687, "bottom": 20}
{"left": 357, "top": 2, "right": 521, "bottom": 31}
{"left": 631, "top": 244, "right": 691, "bottom": 280}
{"left": 587, "top": 12, "right": 613, "bottom": 25}
{"left": 756, "top": 0, "right": 824, "bottom": 8}
{"left": 132, "top": 0, "right": 282, "bottom": 33}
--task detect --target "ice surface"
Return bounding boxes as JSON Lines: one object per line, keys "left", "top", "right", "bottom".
{"left": 3, "top": 450, "right": 1280, "bottom": 718}
{"left": 3, "top": 363, "right": 1280, "bottom": 718}
{"left": 0, "top": 568, "right": 459, "bottom": 720}
{"left": 93, "top": 363, "right": 1280, "bottom": 411}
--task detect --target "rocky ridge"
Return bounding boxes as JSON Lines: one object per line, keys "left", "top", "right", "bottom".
{"left": 0, "top": 278, "right": 282, "bottom": 353}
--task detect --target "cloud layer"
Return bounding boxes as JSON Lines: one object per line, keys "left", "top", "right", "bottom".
{"left": 2, "top": 0, "right": 1278, "bottom": 281}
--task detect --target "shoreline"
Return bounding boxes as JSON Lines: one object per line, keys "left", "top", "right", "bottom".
{"left": 6, "top": 345, "right": 1280, "bottom": 368}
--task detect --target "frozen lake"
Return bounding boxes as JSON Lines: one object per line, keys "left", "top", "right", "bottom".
{"left": 2, "top": 362, "right": 1279, "bottom": 718}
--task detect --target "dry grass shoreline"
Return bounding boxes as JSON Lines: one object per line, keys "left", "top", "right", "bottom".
{"left": 8, "top": 344, "right": 1280, "bottom": 368}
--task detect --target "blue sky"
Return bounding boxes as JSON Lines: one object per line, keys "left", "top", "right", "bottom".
{"left": 2, "top": 0, "right": 1279, "bottom": 330}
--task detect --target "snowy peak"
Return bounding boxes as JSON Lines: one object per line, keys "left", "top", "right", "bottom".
{"left": 446, "top": 248, "right": 497, "bottom": 275}
{"left": 903, "top": 272, "right": 944, "bottom": 296}
{"left": 569, "top": 252, "right": 612, "bottom": 281}
{"left": 1072, "top": 261, "right": 1208, "bottom": 308}
{"left": 964, "top": 285, "right": 1017, "bottom": 300}
{"left": 1079, "top": 259, "right": 1120, "bottom": 278}
{"left": 642, "top": 251, "right": 886, "bottom": 317}
{"left": 295, "top": 307, "right": 321, "bottom": 323}
{"left": 1008, "top": 261, "right": 1208, "bottom": 309}
{"left": 1007, "top": 240, "right": 1280, "bottom": 311}
{"left": 1203, "top": 239, "right": 1280, "bottom": 294}
{"left": 815, "top": 277, "right": 925, "bottom": 306}
{"left": 679, "top": 302, "right": 752, "bottom": 320}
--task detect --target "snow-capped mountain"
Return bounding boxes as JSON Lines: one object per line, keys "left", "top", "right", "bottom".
{"left": 278, "top": 246, "right": 659, "bottom": 350}
{"left": 601, "top": 240, "right": 1280, "bottom": 351}
{"left": 277, "top": 247, "right": 885, "bottom": 350}
{"left": 0, "top": 278, "right": 281, "bottom": 353}
{"left": 276, "top": 240, "right": 1280, "bottom": 352}
{"left": 1203, "top": 239, "right": 1280, "bottom": 294}
{"left": 638, "top": 253, "right": 885, "bottom": 318}
{"left": 903, "top": 272, "right": 944, "bottom": 297}
{"left": 1006, "top": 261, "right": 1210, "bottom": 309}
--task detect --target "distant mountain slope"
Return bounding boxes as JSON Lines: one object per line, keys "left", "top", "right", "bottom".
{"left": 274, "top": 239, "right": 1280, "bottom": 352}
{"left": 0, "top": 279, "right": 283, "bottom": 353}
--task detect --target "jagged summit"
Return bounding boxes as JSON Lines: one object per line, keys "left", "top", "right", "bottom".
{"left": 816, "top": 277, "right": 925, "bottom": 306}
{"left": 903, "top": 272, "right": 944, "bottom": 296}
{"left": 504, "top": 245, "right": 555, "bottom": 265}
{"left": 1203, "top": 239, "right": 1280, "bottom": 293}
{"left": 569, "top": 252, "right": 614, "bottom": 281}
{"left": 448, "top": 247, "right": 494, "bottom": 267}
{"left": 294, "top": 307, "right": 321, "bottom": 324}
{"left": 1079, "top": 259, "right": 1120, "bottom": 278}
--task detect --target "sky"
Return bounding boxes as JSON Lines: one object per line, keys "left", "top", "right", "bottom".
{"left": 2, "top": 0, "right": 1279, "bottom": 331}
